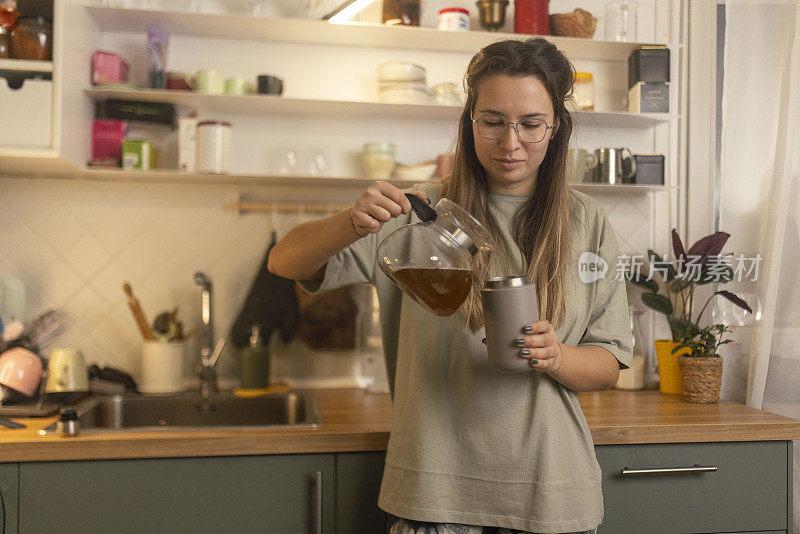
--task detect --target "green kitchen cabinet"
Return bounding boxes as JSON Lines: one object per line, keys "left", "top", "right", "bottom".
{"left": 0, "top": 463, "right": 18, "bottom": 534}
{"left": 596, "top": 441, "right": 792, "bottom": 534}
{"left": 336, "top": 451, "right": 387, "bottom": 533}
{"left": 18, "top": 454, "right": 335, "bottom": 534}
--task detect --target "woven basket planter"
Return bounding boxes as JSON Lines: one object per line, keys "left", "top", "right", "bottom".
{"left": 678, "top": 355, "right": 723, "bottom": 403}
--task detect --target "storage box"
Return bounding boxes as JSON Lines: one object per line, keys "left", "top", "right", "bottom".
{"left": 633, "top": 154, "right": 665, "bottom": 185}
{"left": 177, "top": 117, "right": 197, "bottom": 173}
{"left": 628, "top": 82, "right": 669, "bottom": 113}
{"left": 628, "top": 46, "right": 670, "bottom": 88}
{"left": 91, "top": 120, "right": 127, "bottom": 163}
{"left": 92, "top": 51, "right": 130, "bottom": 85}
{"left": 121, "top": 140, "right": 153, "bottom": 171}
{"left": 0, "top": 77, "right": 52, "bottom": 148}
{"left": 95, "top": 99, "right": 176, "bottom": 127}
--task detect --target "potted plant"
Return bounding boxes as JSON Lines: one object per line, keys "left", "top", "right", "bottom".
{"left": 628, "top": 229, "right": 752, "bottom": 394}
{"left": 672, "top": 324, "right": 732, "bottom": 403}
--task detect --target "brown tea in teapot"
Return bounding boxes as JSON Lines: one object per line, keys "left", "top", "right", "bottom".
{"left": 388, "top": 267, "right": 472, "bottom": 316}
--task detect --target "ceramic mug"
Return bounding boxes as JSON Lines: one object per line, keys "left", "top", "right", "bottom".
{"left": 0, "top": 347, "right": 43, "bottom": 396}
{"left": 566, "top": 148, "right": 597, "bottom": 183}
{"left": 45, "top": 347, "right": 89, "bottom": 393}
{"left": 224, "top": 77, "right": 254, "bottom": 95}
{"left": 195, "top": 68, "right": 224, "bottom": 94}
{"left": 257, "top": 74, "right": 283, "bottom": 95}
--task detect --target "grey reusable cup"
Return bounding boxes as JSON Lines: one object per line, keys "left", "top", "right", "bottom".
{"left": 481, "top": 275, "right": 539, "bottom": 372}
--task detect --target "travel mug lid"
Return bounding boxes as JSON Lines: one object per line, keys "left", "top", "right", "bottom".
{"left": 483, "top": 275, "right": 531, "bottom": 289}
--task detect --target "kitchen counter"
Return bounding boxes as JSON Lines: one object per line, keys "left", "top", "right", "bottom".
{"left": 1, "top": 389, "right": 799, "bottom": 462}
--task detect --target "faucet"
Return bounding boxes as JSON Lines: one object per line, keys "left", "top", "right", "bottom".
{"left": 194, "top": 272, "right": 221, "bottom": 398}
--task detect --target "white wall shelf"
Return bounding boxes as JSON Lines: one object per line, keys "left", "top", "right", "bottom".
{"left": 70, "top": 168, "right": 673, "bottom": 194}
{"left": 0, "top": 148, "right": 76, "bottom": 174}
{"left": 0, "top": 59, "right": 54, "bottom": 73}
{"left": 84, "top": 5, "right": 665, "bottom": 61}
{"left": 83, "top": 88, "right": 674, "bottom": 126}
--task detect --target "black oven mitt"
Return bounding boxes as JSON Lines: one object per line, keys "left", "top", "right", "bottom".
{"left": 230, "top": 233, "right": 299, "bottom": 350}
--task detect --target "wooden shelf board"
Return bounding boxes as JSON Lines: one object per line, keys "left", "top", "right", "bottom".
{"left": 0, "top": 59, "right": 54, "bottom": 73}
{"left": 83, "top": 88, "right": 674, "bottom": 126}
{"left": 85, "top": 5, "right": 666, "bottom": 61}
{"left": 77, "top": 168, "right": 672, "bottom": 193}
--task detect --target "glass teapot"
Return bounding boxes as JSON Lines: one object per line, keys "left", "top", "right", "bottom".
{"left": 377, "top": 194, "right": 492, "bottom": 316}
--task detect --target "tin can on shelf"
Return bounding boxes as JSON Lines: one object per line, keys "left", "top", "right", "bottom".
{"left": 438, "top": 8, "right": 470, "bottom": 31}
{"left": 197, "top": 120, "right": 231, "bottom": 174}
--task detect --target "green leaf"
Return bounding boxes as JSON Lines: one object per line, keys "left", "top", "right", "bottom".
{"left": 628, "top": 270, "right": 659, "bottom": 292}
{"left": 669, "top": 276, "right": 695, "bottom": 293}
{"left": 668, "top": 317, "right": 699, "bottom": 342}
{"left": 642, "top": 292, "right": 673, "bottom": 316}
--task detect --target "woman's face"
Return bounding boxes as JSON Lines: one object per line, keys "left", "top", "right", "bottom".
{"left": 472, "top": 74, "right": 556, "bottom": 195}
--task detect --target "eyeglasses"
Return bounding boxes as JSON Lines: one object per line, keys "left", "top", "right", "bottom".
{"left": 471, "top": 114, "right": 555, "bottom": 144}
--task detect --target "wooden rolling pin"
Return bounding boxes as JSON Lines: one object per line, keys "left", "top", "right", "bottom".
{"left": 123, "top": 282, "right": 156, "bottom": 340}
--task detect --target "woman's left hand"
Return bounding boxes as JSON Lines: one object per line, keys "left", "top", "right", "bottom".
{"left": 515, "top": 320, "right": 563, "bottom": 373}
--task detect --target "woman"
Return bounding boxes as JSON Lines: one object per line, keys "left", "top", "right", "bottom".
{"left": 269, "top": 38, "right": 632, "bottom": 534}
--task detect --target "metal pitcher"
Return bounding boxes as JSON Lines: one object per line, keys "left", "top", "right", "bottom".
{"left": 591, "top": 148, "right": 636, "bottom": 184}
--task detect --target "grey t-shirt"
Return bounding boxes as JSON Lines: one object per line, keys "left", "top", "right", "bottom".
{"left": 300, "top": 184, "right": 632, "bottom": 532}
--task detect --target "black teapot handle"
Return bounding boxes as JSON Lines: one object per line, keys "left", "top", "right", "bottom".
{"left": 405, "top": 193, "right": 437, "bottom": 222}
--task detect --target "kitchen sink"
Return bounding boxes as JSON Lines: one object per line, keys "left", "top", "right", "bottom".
{"left": 45, "top": 391, "right": 321, "bottom": 432}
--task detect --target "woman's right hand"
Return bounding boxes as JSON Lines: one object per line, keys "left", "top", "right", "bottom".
{"left": 350, "top": 181, "right": 429, "bottom": 237}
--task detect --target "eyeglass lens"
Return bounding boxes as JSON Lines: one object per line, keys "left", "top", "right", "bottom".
{"left": 476, "top": 115, "right": 549, "bottom": 143}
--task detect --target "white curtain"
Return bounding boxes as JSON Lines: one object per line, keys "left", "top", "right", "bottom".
{"left": 721, "top": 0, "right": 800, "bottom": 531}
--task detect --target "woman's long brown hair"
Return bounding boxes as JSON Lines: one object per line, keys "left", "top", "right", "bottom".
{"left": 440, "top": 38, "right": 576, "bottom": 331}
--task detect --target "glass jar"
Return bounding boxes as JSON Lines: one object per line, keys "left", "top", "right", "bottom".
{"left": 431, "top": 83, "right": 463, "bottom": 106}
{"left": 382, "top": 0, "right": 420, "bottom": 26}
{"left": 10, "top": 16, "right": 52, "bottom": 61}
{"left": 377, "top": 198, "right": 491, "bottom": 316}
{"left": 572, "top": 72, "right": 594, "bottom": 111}
{"left": 361, "top": 142, "right": 396, "bottom": 179}
{"left": 614, "top": 305, "right": 645, "bottom": 390}
{"left": 0, "top": 28, "right": 10, "bottom": 59}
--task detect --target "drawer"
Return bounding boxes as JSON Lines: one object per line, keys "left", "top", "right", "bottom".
{"left": 0, "top": 77, "right": 52, "bottom": 149}
{"left": 596, "top": 441, "right": 789, "bottom": 533}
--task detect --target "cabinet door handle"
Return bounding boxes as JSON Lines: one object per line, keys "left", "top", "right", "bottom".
{"left": 620, "top": 464, "right": 718, "bottom": 477}
{"left": 312, "top": 470, "right": 323, "bottom": 534}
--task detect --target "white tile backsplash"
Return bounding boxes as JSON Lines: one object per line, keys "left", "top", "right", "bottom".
{"left": 0, "top": 176, "right": 653, "bottom": 390}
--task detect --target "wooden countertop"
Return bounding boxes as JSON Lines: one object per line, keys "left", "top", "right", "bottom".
{"left": 1, "top": 389, "right": 799, "bottom": 462}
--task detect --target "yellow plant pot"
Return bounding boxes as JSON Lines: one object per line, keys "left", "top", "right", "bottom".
{"left": 655, "top": 340, "right": 690, "bottom": 395}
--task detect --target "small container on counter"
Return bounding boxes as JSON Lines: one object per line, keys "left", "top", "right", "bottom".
{"left": 197, "top": 120, "right": 232, "bottom": 174}
{"left": 10, "top": 15, "right": 52, "bottom": 60}
{"left": 361, "top": 142, "right": 396, "bottom": 179}
{"left": 438, "top": 8, "right": 470, "bottom": 31}
{"left": 56, "top": 408, "right": 79, "bottom": 437}
{"left": 615, "top": 305, "right": 646, "bottom": 390}
{"left": 572, "top": 72, "right": 594, "bottom": 111}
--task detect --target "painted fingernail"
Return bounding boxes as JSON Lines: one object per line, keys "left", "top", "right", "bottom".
{"left": 521, "top": 349, "right": 530, "bottom": 356}
{"left": 522, "top": 325, "right": 533, "bottom": 334}
{"left": 481, "top": 338, "right": 486, "bottom": 344}
{"left": 515, "top": 338, "right": 525, "bottom": 346}
{"left": 532, "top": 359, "right": 539, "bottom": 365}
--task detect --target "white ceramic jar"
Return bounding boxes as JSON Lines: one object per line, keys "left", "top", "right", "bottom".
{"left": 197, "top": 120, "right": 232, "bottom": 174}
{"left": 438, "top": 7, "right": 470, "bottom": 31}
{"left": 361, "top": 142, "right": 396, "bottom": 179}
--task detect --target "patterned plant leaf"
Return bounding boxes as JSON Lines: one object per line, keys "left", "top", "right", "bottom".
{"left": 716, "top": 290, "right": 753, "bottom": 314}
{"left": 686, "top": 232, "right": 731, "bottom": 265}
{"left": 642, "top": 292, "right": 673, "bottom": 315}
